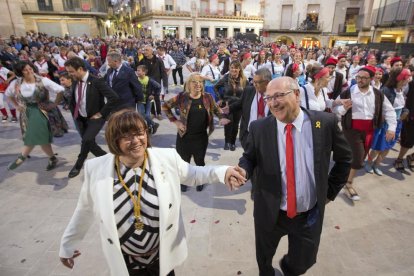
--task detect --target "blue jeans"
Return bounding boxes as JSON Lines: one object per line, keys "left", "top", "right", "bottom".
{"left": 137, "top": 102, "right": 154, "bottom": 127}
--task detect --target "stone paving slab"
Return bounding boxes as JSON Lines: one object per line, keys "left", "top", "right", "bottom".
{"left": 1, "top": 81, "right": 414, "bottom": 276}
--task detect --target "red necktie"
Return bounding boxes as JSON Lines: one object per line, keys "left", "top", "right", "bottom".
{"left": 285, "top": 123, "right": 297, "bottom": 218}
{"left": 258, "top": 95, "right": 265, "bottom": 118}
{"left": 73, "top": 80, "right": 83, "bottom": 119}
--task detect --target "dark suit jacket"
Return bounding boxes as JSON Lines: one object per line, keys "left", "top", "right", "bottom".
{"left": 239, "top": 109, "right": 351, "bottom": 231}
{"left": 229, "top": 86, "right": 272, "bottom": 149}
{"left": 105, "top": 65, "right": 143, "bottom": 110}
{"left": 70, "top": 74, "right": 119, "bottom": 119}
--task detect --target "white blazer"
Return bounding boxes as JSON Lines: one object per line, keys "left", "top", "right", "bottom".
{"left": 59, "top": 148, "right": 229, "bottom": 276}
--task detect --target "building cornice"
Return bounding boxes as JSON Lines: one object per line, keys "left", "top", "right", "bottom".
{"left": 133, "top": 12, "right": 263, "bottom": 23}
{"left": 22, "top": 10, "right": 108, "bottom": 18}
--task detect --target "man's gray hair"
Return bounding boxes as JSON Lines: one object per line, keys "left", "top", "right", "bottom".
{"left": 255, "top": 68, "right": 272, "bottom": 81}
{"left": 107, "top": 51, "right": 122, "bottom": 62}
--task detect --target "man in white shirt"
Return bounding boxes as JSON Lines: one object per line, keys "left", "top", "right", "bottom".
{"left": 334, "top": 66, "right": 397, "bottom": 201}
{"left": 156, "top": 46, "right": 176, "bottom": 98}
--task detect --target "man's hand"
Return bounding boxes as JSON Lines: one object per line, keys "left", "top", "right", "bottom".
{"left": 385, "top": 130, "right": 395, "bottom": 142}
{"left": 91, "top": 112, "right": 102, "bottom": 119}
{"left": 149, "top": 95, "right": 154, "bottom": 101}
{"left": 225, "top": 166, "right": 247, "bottom": 191}
{"left": 219, "top": 118, "right": 231, "bottom": 126}
{"left": 60, "top": 250, "right": 81, "bottom": 269}
{"left": 341, "top": 99, "right": 352, "bottom": 111}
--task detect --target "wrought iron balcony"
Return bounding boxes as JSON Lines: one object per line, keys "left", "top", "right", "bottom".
{"left": 371, "top": 0, "right": 414, "bottom": 27}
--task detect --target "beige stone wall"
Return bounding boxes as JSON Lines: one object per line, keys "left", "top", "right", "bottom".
{"left": 0, "top": 0, "right": 26, "bottom": 38}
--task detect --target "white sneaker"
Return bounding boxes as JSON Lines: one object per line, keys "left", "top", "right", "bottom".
{"left": 373, "top": 166, "right": 383, "bottom": 176}
{"left": 364, "top": 162, "right": 373, "bottom": 174}
{"left": 1, "top": 116, "right": 7, "bottom": 123}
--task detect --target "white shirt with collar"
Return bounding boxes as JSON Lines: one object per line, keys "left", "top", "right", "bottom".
{"left": 109, "top": 64, "right": 122, "bottom": 87}
{"left": 75, "top": 71, "right": 89, "bottom": 118}
{"left": 276, "top": 110, "right": 316, "bottom": 212}
{"left": 248, "top": 92, "right": 269, "bottom": 130}
{"left": 334, "top": 84, "right": 397, "bottom": 132}
{"left": 158, "top": 53, "right": 177, "bottom": 70}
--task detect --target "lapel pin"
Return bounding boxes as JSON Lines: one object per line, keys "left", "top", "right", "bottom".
{"left": 316, "top": 121, "right": 321, "bottom": 128}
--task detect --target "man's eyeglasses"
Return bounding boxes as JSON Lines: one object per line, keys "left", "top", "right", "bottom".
{"left": 356, "top": 76, "right": 371, "bottom": 81}
{"left": 263, "top": 90, "right": 294, "bottom": 102}
{"left": 253, "top": 80, "right": 267, "bottom": 85}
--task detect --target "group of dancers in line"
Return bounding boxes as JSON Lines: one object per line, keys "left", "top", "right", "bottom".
{"left": 1, "top": 42, "right": 414, "bottom": 198}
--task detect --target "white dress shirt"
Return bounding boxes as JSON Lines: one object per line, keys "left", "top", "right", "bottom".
{"left": 248, "top": 92, "right": 270, "bottom": 130}
{"left": 243, "top": 63, "right": 256, "bottom": 80}
{"left": 334, "top": 85, "right": 397, "bottom": 132}
{"left": 299, "top": 83, "right": 333, "bottom": 112}
{"left": 158, "top": 54, "right": 176, "bottom": 70}
{"left": 200, "top": 64, "right": 221, "bottom": 82}
{"left": 6, "top": 76, "right": 64, "bottom": 98}
{"left": 75, "top": 71, "right": 89, "bottom": 118}
{"left": 276, "top": 110, "right": 316, "bottom": 212}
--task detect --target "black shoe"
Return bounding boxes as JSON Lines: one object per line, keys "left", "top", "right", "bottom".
{"left": 46, "top": 156, "right": 58, "bottom": 171}
{"left": 230, "top": 144, "right": 236, "bottom": 151}
{"left": 196, "top": 184, "right": 204, "bottom": 191}
{"left": 68, "top": 166, "right": 81, "bottom": 178}
{"left": 224, "top": 143, "right": 230, "bottom": 150}
{"left": 152, "top": 123, "right": 160, "bottom": 134}
{"left": 180, "top": 184, "right": 188, "bottom": 192}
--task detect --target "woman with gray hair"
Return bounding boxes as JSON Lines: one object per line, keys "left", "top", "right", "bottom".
{"left": 162, "top": 73, "right": 230, "bottom": 192}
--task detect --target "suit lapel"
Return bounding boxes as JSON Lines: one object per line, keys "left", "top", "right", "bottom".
{"left": 85, "top": 75, "right": 94, "bottom": 116}
{"left": 306, "top": 110, "right": 322, "bottom": 191}
{"left": 268, "top": 117, "right": 282, "bottom": 188}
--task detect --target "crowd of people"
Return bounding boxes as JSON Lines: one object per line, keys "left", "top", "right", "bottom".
{"left": 1, "top": 31, "right": 414, "bottom": 275}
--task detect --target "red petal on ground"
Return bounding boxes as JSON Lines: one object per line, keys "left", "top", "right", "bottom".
{"left": 190, "top": 219, "right": 196, "bottom": 223}
{"left": 214, "top": 220, "right": 220, "bottom": 224}
{"left": 237, "top": 271, "right": 242, "bottom": 275}
{"left": 334, "top": 226, "right": 340, "bottom": 230}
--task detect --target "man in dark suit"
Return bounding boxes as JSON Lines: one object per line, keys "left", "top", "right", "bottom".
{"left": 65, "top": 57, "right": 119, "bottom": 178}
{"left": 237, "top": 77, "right": 351, "bottom": 276}
{"left": 105, "top": 52, "right": 143, "bottom": 110}
{"left": 228, "top": 68, "right": 272, "bottom": 150}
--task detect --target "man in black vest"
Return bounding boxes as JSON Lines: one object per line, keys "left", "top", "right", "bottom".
{"left": 325, "top": 57, "right": 346, "bottom": 99}
{"left": 334, "top": 66, "right": 396, "bottom": 201}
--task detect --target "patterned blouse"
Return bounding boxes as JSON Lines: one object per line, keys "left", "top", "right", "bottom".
{"left": 113, "top": 161, "right": 160, "bottom": 270}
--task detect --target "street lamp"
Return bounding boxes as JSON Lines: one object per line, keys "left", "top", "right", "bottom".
{"left": 191, "top": 1, "right": 198, "bottom": 47}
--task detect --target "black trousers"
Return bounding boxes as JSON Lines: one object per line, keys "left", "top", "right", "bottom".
{"left": 255, "top": 205, "right": 322, "bottom": 276}
{"left": 175, "top": 132, "right": 208, "bottom": 166}
{"left": 74, "top": 116, "right": 106, "bottom": 169}
{"left": 224, "top": 110, "right": 242, "bottom": 144}
{"left": 127, "top": 259, "right": 175, "bottom": 276}
{"left": 172, "top": 67, "right": 184, "bottom": 85}
{"left": 151, "top": 95, "right": 162, "bottom": 116}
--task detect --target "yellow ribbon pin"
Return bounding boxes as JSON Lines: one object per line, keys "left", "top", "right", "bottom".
{"left": 316, "top": 121, "right": 321, "bottom": 128}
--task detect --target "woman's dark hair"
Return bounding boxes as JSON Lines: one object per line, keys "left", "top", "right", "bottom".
{"left": 105, "top": 109, "right": 151, "bottom": 156}
{"left": 13, "top": 61, "right": 38, "bottom": 77}
{"left": 64, "top": 57, "right": 86, "bottom": 71}
{"left": 385, "top": 67, "right": 404, "bottom": 88}
{"left": 285, "top": 63, "right": 295, "bottom": 78}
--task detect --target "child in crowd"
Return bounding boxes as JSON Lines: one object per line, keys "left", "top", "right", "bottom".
{"left": 136, "top": 65, "right": 161, "bottom": 134}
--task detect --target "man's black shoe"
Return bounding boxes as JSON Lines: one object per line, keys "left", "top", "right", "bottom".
{"left": 224, "top": 143, "right": 230, "bottom": 150}
{"left": 180, "top": 184, "right": 188, "bottom": 192}
{"left": 68, "top": 167, "right": 81, "bottom": 178}
{"left": 152, "top": 123, "right": 160, "bottom": 134}
{"left": 230, "top": 144, "right": 236, "bottom": 151}
{"left": 196, "top": 184, "right": 204, "bottom": 191}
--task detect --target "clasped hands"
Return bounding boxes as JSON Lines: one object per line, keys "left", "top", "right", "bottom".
{"left": 225, "top": 165, "right": 247, "bottom": 191}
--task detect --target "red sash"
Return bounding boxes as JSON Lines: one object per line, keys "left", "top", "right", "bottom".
{"left": 352, "top": 119, "right": 374, "bottom": 154}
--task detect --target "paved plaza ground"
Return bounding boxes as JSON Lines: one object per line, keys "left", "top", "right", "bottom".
{"left": 1, "top": 77, "right": 414, "bottom": 276}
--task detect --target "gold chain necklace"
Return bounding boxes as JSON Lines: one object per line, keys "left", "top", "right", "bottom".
{"left": 115, "top": 152, "right": 147, "bottom": 231}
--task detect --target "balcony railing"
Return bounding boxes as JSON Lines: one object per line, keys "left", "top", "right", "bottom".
{"left": 338, "top": 23, "right": 360, "bottom": 35}
{"left": 21, "top": 0, "right": 108, "bottom": 14}
{"left": 371, "top": 0, "right": 413, "bottom": 27}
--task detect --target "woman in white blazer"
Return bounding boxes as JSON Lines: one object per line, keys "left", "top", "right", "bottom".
{"left": 59, "top": 109, "right": 245, "bottom": 276}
